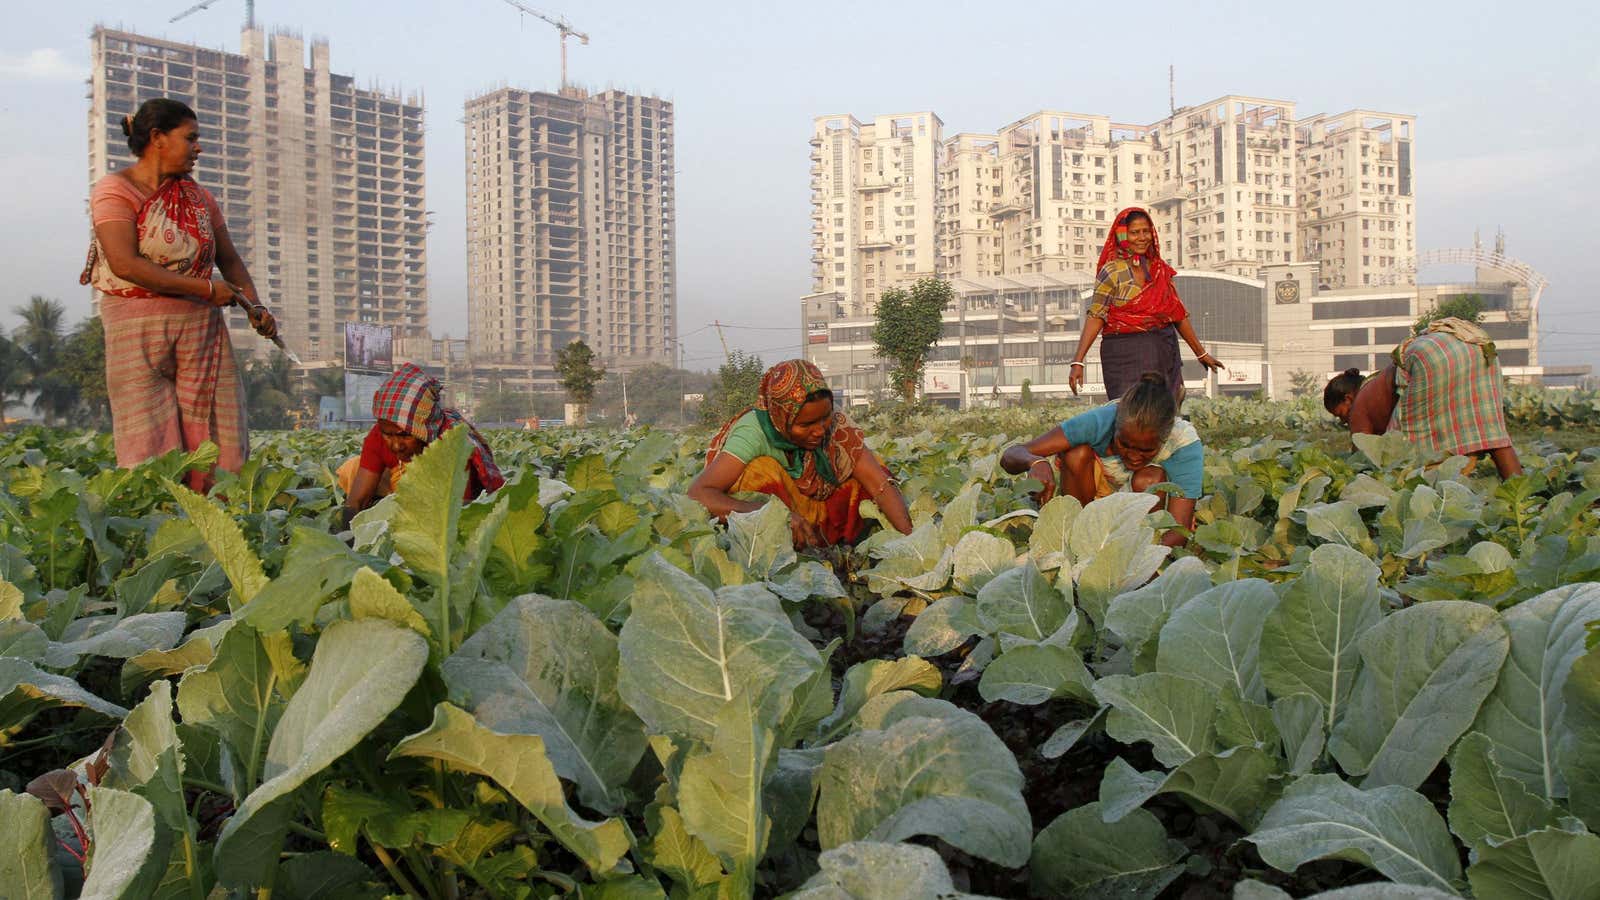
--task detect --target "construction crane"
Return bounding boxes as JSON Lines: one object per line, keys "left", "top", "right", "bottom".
{"left": 497, "top": 0, "right": 589, "bottom": 89}
{"left": 170, "top": 0, "right": 255, "bottom": 29}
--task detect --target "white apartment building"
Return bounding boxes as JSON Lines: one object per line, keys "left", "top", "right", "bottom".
{"left": 809, "top": 113, "right": 942, "bottom": 315}
{"left": 466, "top": 87, "right": 675, "bottom": 372}
{"left": 1296, "top": 110, "right": 1417, "bottom": 289}
{"left": 1147, "top": 96, "right": 1299, "bottom": 277}
{"left": 89, "top": 26, "right": 429, "bottom": 364}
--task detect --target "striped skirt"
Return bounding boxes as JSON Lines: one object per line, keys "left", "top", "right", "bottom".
{"left": 1392, "top": 332, "right": 1511, "bottom": 458}
{"left": 101, "top": 296, "right": 249, "bottom": 489}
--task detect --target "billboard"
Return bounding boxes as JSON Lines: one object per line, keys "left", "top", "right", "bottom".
{"left": 317, "top": 396, "right": 344, "bottom": 430}
{"left": 344, "top": 373, "right": 387, "bottom": 422}
{"left": 922, "top": 368, "right": 962, "bottom": 394}
{"left": 807, "top": 322, "right": 829, "bottom": 345}
{"left": 344, "top": 322, "right": 393, "bottom": 372}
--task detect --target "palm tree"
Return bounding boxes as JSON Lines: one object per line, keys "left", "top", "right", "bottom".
{"left": 10, "top": 297, "right": 76, "bottom": 424}
{"left": 244, "top": 352, "right": 296, "bottom": 429}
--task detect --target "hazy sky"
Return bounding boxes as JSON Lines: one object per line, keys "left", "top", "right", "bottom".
{"left": 3, "top": 0, "right": 1596, "bottom": 372}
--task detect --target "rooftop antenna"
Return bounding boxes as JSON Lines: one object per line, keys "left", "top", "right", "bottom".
{"left": 1168, "top": 64, "right": 1175, "bottom": 115}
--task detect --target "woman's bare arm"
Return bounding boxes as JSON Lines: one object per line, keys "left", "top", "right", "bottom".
{"left": 94, "top": 220, "right": 222, "bottom": 303}
{"left": 851, "top": 452, "right": 912, "bottom": 534}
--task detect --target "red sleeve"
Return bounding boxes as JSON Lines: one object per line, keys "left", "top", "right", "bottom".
{"left": 359, "top": 425, "right": 398, "bottom": 473}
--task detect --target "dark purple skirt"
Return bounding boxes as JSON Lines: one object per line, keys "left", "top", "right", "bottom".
{"left": 1099, "top": 326, "right": 1183, "bottom": 402}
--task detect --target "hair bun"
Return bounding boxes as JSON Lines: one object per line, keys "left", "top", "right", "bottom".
{"left": 1138, "top": 371, "right": 1168, "bottom": 387}
{"left": 1343, "top": 367, "right": 1361, "bottom": 378}
{"left": 120, "top": 114, "right": 133, "bottom": 137}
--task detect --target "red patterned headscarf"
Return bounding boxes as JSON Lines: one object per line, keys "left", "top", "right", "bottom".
{"left": 707, "top": 359, "right": 868, "bottom": 500}
{"left": 372, "top": 363, "right": 505, "bottom": 495}
{"left": 1096, "top": 207, "right": 1188, "bottom": 334}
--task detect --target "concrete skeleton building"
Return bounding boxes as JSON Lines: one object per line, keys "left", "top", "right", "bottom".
{"left": 811, "top": 96, "right": 1420, "bottom": 317}
{"left": 465, "top": 86, "right": 676, "bottom": 376}
{"left": 88, "top": 26, "right": 429, "bottom": 364}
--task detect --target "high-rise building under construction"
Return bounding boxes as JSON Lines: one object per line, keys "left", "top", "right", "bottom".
{"left": 464, "top": 86, "right": 676, "bottom": 373}
{"left": 88, "top": 25, "right": 429, "bottom": 363}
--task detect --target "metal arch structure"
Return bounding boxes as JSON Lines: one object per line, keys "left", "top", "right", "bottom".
{"left": 1389, "top": 247, "right": 1548, "bottom": 326}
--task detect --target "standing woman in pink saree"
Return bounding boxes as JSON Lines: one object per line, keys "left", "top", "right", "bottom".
{"left": 81, "top": 98, "right": 276, "bottom": 491}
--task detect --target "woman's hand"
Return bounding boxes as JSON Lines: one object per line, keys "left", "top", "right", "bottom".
{"left": 205, "top": 279, "right": 239, "bottom": 308}
{"left": 245, "top": 303, "right": 279, "bottom": 339}
{"left": 789, "top": 511, "right": 825, "bottom": 550}
{"left": 1068, "top": 363, "right": 1085, "bottom": 396}
{"left": 1028, "top": 457, "right": 1057, "bottom": 505}
{"left": 1197, "top": 351, "right": 1226, "bottom": 373}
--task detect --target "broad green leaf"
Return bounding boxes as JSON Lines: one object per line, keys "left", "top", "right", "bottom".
{"left": 764, "top": 746, "right": 824, "bottom": 852}
{"left": 815, "top": 656, "right": 941, "bottom": 740}
{"left": 951, "top": 531, "right": 1017, "bottom": 594}
{"left": 168, "top": 483, "right": 268, "bottom": 608}
{"left": 346, "top": 567, "right": 429, "bottom": 635}
{"left": 1075, "top": 533, "right": 1172, "bottom": 630}
{"left": 389, "top": 702, "right": 628, "bottom": 876}
{"left": 43, "top": 611, "right": 187, "bottom": 668}
{"left": 390, "top": 424, "right": 470, "bottom": 588}
{"left": 780, "top": 638, "right": 840, "bottom": 746}
{"left": 1340, "top": 473, "right": 1395, "bottom": 508}
{"left": 104, "top": 680, "right": 186, "bottom": 833}
{"left": 901, "top": 596, "right": 980, "bottom": 657}
{"left": 1157, "top": 579, "right": 1279, "bottom": 702}
{"left": 320, "top": 785, "right": 474, "bottom": 855}
{"left": 1098, "top": 554, "right": 1212, "bottom": 668}
{"left": 645, "top": 805, "right": 723, "bottom": 894}
{"left": 1466, "top": 826, "right": 1600, "bottom": 900}
{"left": 0, "top": 618, "right": 48, "bottom": 661}
{"left": 940, "top": 481, "right": 981, "bottom": 546}
{"left": 1041, "top": 707, "right": 1107, "bottom": 760}
{"left": 1273, "top": 693, "right": 1326, "bottom": 776}
{"left": 1471, "top": 583, "right": 1600, "bottom": 801}
{"left": 978, "top": 644, "right": 1095, "bottom": 706}
{"left": 618, "top": 555, "right": 821, "bottom": 743}
{"left": 973, "top": 560, "right": 1069, "bottom": 642}
{"left": 1216, "top": 685, "right": 1279, "bottom": 751}
{"left": 1093, "top": 672, "right": 1217, "bottom": 767}
{"left": 1560, "top": 645, "right": 1600, "bottom": 831}
{"left": 817, "top": 706, "right": 1030, "bottom": 866}
{"left": 447, "top": 493, "right": 510, "bottom": 638}
{"left": 1028, "top": 494, "right": 1084, "bottom": 570}
{"left": 1302, "top": 501, "right": 1374, "bottom": 553}
{"left": 236, "top": 527, "right": 372, "bottom": 631}
{"left": 726, "top": 500, "right": 797, "bottom": 580}
{"left": 0, "top": 578, "right": 22, "bottom": 620}
{"left": 0, "top": 657, "right": 126, "bottom": 734}
{"left": 679, "top": 689, "right": 777, "bottom": 893}
{"left": 175, "top": 622, "right": 281, "bottom": 793}
{"left": 1328, "top": 601, "right": 1508, "bottom": 790}
{"left": 0, "top": 790, "right": 61, "bottom": 900}
{"left": 766, "top": 560, "right": 846, "bottom": 603}
{"left": 81, "top": 786, "right": 165, "bottom": 900}
{"left": 790, "top": 841, "right": 988, "bottom": 900}
{"left": 1099, "top": 747, "right": 1281, "bottom": 828}
{"left": 1029, "top": 802, "right": 1186, "bottom": 900}
{"left": 275, "top": 851, "right": 383, "bottom": 900}
{"left": 444, "top": 593, "right": 646, "bottom": 814}
{"left": 1246, "top": 773, "right": 1464, "bottom": 893}
{"left": 120, "top": 619, "right": 234, "bottom": 694}
{"left": 481, "top": 474, "right": 548, "bottom": 595}
{"left": 1260, "top": 544, "right": 1382, "bottom": 731}
{"left": 1068, "top": 492, "right": 1160, "bottom": 563}
{"left": 1447, "top": 731, "right": 1559, "bottom": 848}
{"left": 215, "top": 619, "right": 428, "bottom": 888}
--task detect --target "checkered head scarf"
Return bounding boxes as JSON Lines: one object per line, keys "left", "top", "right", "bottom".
{"left": 372, "top": 363, "right": 505, "bottom": 493}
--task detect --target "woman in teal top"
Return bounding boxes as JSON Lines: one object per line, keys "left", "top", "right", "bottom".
{"left": 690, "top": 359, "right": 912, "bottom": 549}
{"left": 1001, "top": 373, "right": 1202, "bottom": 547}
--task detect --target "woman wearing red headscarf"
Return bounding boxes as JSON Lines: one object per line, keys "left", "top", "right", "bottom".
{"left": 1067, "top": 208, "right": 1223, "bottom": 403}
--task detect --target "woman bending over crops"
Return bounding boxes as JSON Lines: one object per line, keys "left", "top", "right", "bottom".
{"left": 1323, "top": 317, "right": 1522, "bottom": 479}
{"left": 1001, "top": 373, "right": 1201, "bottom": 548}
{"left": 689, "top": 359, "right": 912, "bottom": 550}
{"left": 337, "top": 363, "right": 505, "bottom": 529}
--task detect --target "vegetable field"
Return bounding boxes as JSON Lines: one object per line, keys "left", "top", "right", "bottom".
{"left": 1, "top": 396, "right": 1599, "bottom": 899}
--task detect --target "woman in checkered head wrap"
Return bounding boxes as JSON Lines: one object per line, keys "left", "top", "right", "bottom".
{"left": 337, "top": 363, "right": 505, "bottom": 528}
{"left": 690, "top": 359, "right": 912, "bottom": 549}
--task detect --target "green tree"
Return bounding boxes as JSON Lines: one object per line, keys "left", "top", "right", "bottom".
{"left": 244, "top": 353, "right": 295, "bottom": 430}
{"left": 592, "top": 363, "right": 714, "bottom": 426}
{"left": 58, "top": 317, "right": 109, "bottom": 429}
{"left": 1019, "top": 379, "right": 1033, "bottom": 407}
{"left": 873, "top": 277, "right": 951, "bottom": 402}
{"left": 0, "top": 326, "right": 25, "bottom": 419}
{"left": 476, "top": 380, "right": 529, "bottom": 423}
{"left": 1289, "top": 369, "right": 1321, "bottom": 399}
{"left": 1413, "top": 293, "right": 1484, "bottom": 335}
{"left": 11, "top": 297, "right": 76, "bottom": 424}
{"left": 700, "top": 350, "right": 765, "bottom": 427}
{"left": 554, "top": 339, "right": 605, "bottom": 425}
